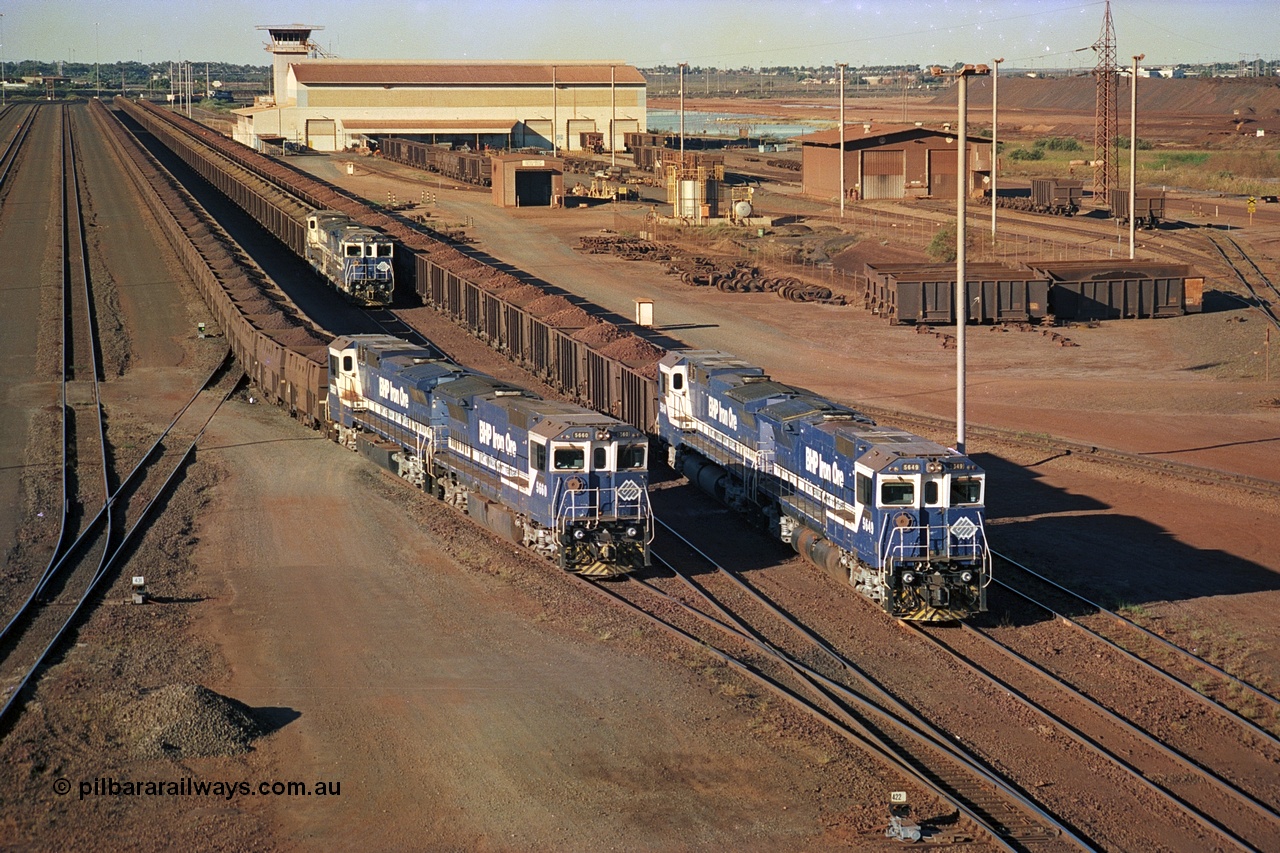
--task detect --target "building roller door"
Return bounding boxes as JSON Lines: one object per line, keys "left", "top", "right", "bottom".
{"left": 928, "top": 148, "right": 958, "bottom": 199}
{"left": 862, "top": 150, "right": 905, "bottom": 199}
{"left": 611, "top": 119, "right": 639, "bottom": 153}
{"left": 515, "top": 170, "right": 553, "bottom": 207}
{"left": 306, "top": 119, "right": 336, "bottom": 152}
{"left": 567, "top": 119, "right": 596, "bottom": 151}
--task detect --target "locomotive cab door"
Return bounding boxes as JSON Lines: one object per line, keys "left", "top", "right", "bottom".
{"left": 660, "top": 363, "right": 694, "bottom": 430}
{"left": 327, "top": 341, "right": 365, "bottom": 415}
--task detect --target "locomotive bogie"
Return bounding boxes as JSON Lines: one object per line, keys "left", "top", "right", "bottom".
{"left": 657, "top": 350, "right": 989, "bottom": 621}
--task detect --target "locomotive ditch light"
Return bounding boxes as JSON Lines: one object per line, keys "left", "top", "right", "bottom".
{"left": 902, "top": 571, "right": 917, "bottom": 585}
{"left": 572, "top": 528, "right": 587, "bottom": 541}
{"left": 625, "top": 525, "right": 640, "bottom": 539}
{"left": 961, "top": 570, "right": 975, "bottom": 584}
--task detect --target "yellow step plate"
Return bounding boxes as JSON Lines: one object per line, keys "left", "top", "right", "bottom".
{"left": 574, "top": 561, "right": 625, "bottom": 578}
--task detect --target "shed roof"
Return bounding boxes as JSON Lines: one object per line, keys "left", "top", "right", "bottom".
{"left": 799, "top": 124, "right": 991, "bottom": 147}
{"left": 342, "top": 119, "right": 517, "bottom": 134}
{"left": 291, "top": 60, "right": 646, "bottom": 87}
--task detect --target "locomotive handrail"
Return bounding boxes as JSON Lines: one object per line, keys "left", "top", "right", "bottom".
{"left": 878, "top": 521, "right": 987, "bottom": 568}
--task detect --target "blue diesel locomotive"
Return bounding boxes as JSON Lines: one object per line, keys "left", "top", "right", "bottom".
{"left": 657, "top": 350, "right": 989, "bottom": 620}
{"left": 305, "top": 211, "right": 396, "bottom": 306}
{"left": 329, "top": 335, "right": 652, "bottom": 575}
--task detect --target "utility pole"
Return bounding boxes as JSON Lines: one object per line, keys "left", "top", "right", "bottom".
{"left": 1129, "top": 54, "right": 1143, "bottom": 259}
{"left": 679, "top": 62, "right": 687, "bottom": 159}
{"left": 838, "top": 63, "right": 847, "bottom": 217}
{"left": 991, "top": 58, "right": 1004, "bottom": 244}
{"left": 932, "top": 64, "right": 991, "bottom": 454}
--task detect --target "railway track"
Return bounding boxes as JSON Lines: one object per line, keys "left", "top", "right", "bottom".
{"left": 1, "top": 105, "right": 113, "bottom": 719}
{"left": 0, "top": 103, "right": 240, "bottom": 730}
{"left": 1207, "top": 234, "right": 1280, "bottom": 330}
{"left": 991, "top": 551, "right": 1280, "bottom": 743}
{"left": 620, "top": 510, "right": 1280, "bottom": 850}
{"left": 584, "top": 518, "right": 1090, "bottom": 851}
{"left": 911, "top": 615, "right": 1280, "bottom": 851}
{"left": 0, "top": 104, "right": 37, "bottom": 194}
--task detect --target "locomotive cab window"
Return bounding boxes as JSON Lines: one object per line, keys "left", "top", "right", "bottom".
{"left": 531, "top": 440, "right": 547, "bottom": 471}
{"left": 951, "top": 477, "right": 983, "bottom": 506}
{"left": 856, "top": 473, "right": 873, "bottom": 506}
{"left": 377, "top": 244, "right": 393, "bottom": 257}
{"left": 671, "top": 372, "right": 684, "bottom": 391}
{"left": 619, "top": 443, "right": 647, "bottom": 470}
{"left": 345, "top": 244, "right": 361, "bottom": 257}
{"left": 880, "top": 480, "right": 915, "bottom": 507}
{"left": 593, "top": 446, "right": 608, "bottom": 471}
{"left": 924, "top": 479, "right": 941, "bottom": 506}
{"left": 553, "top": 447, "right": 585, "bottom": 471}
{"left": 342, "top": 355, "right": 353, "bottom": 373}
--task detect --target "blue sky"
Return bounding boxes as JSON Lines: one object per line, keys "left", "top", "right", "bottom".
{"left": 3, "top": 0, "right": 1273, "bottom": 69}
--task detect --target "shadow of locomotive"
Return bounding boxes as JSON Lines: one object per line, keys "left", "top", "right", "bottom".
{"left": 971, "top": 450, "right": 1280, "bottom": 628}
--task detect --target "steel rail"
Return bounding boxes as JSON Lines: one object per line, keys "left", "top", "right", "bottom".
{"left": 915, "top": 622, "right": 1273, "bottom": 852}
{"left": 574, "top": 573, "right": 1048, "bottom": 853}
{"left": 1223, "top": 234, "right": 1280, "bottom": 306}
{"left": 0, "top": 350, "right": 232, "bottom": 648}
{"left": 3, "top": 103, "right": 74, "bottom": 643}
{"left": 0, "top": 372, "right": 238, "bottom": 730}
{"left": 992, "top": 550, "right": 1280, "bottom": 748}
{"left": 1207, "top": 234, "right": 1280, "bottom": 331}
{"left": 0, "top": 102, "right": 234, "bottom": 729}
{"left": 642, "top": 519, "right": 1090, "bottom": 851}
{"left": 0, "top": 103, "right": 37, "bottom": 194}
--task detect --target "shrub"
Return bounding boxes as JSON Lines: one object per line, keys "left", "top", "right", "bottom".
{"left": 927, "top": 225, "right": 956, "bottom": 262}
{"left": 1008, "top": 147, "right": 1045, "bottom": 161}
{"left": 1034, "top": 137, "right": 1082, "bottom": 152}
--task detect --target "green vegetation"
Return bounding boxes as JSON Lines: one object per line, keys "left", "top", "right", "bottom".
{"left": 1150, "top": 152, "right": 1211, "bottom": 168}
{"left": 926, "top": 225, "right": 957, "bottom": 262}
{"left": 1036, "top": 137, "right": 1083, "bottom": 152}
{"left": 1000, "top": 139, "right": 1280, "bottom": 197}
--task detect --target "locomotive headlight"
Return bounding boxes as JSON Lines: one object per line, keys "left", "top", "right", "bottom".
{"left": 902, "top": 571, "right": 917, "bottom": 585}
{"left": 572, "top": 528, "right": 587, "bottom": 541}
{"left": 625, "top": 525, "right": 640, "bottom": 539}
{"left": 961, "top": 570, "right": 975, "bottom": 584}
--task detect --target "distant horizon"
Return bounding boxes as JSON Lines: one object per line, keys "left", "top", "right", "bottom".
{"left": 5, "top": 58, "right": 1271, "bottom": 75}
{"left": 1, "top": 1, "right": 1272, "bottom": 70}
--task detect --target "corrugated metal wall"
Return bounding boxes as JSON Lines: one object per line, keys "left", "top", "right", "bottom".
{"left": 861, "top": 150, "right": 905, "bottom": 199}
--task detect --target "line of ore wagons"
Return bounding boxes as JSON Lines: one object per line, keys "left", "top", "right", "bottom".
{"left": 112, "top": 97, "right": 1204, "bottom": 438}
{"left": 116, "top": 97, "right": 665, "bottom": 434}
{"left": 96, "top": 99, "right": 332, "bottom": 425}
